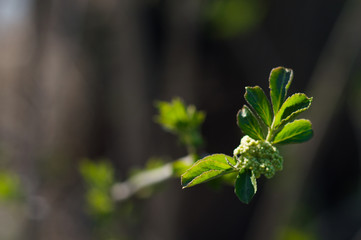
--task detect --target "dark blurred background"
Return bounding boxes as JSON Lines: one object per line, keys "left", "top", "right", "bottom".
{"left": 1, "top": 0, "right": 361, "bottom": 239}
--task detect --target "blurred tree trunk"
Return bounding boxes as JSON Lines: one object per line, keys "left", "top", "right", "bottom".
{"left": 108, "top": 0, "right": 150, "bottom": 170}
{"left": 0, "top": 0, "right": 92, "bottom": 239}
{"left": 162, "top": 0, "right": 201, "bottom": 104}
{"left": 137, "top": 0, "right": 202, "bottom": 239}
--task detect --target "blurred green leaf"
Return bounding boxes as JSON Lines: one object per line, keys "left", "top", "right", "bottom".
{"left": 79, "top": 160, "right": 114, "bottom": 189}
{"left": 155, "top": 98, "right": 205, "bottom": 151}
{"left": 274, "top": 93, "right": 312, "bottom": 128}
{"left": 204, "top": 0, "right": 265, "bottom": 38}
{"left": 79, "top": 160, "right": 116, "bottom": 217}
{"left": 0, "top": 170, "right": 22, "bottom": 202}
{"left": 86, "top": 188, "right": 114, "bottom": 216}
{"left": 155, "top": 98, "right": 205, "bottom": 132}
{"left": 245, "top": 86, "right": 273, "bottom": 126}
{"left": 273, "top": 119, "right": 313, "bottom": 144}
{"left": 234, "top": 170, "right": 257, "bottom": 204}
{"left": 181, "top": 154, "right": 236, "bottom": 188}
{"left": 269, "top": 67, "right": 293, "bottom": 115}
{"left": 279, "top": 227, "right": 317, "bottom": 240}
{"left": 237, "top": 105, "right": 265, "bottom": 140}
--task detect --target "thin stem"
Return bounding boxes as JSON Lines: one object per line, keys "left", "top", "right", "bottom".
{"left": 266, "top": 121, "right": 275, "bottom": 142}
{"left": 110, "top": 155, "right": 194, "bottom": 201}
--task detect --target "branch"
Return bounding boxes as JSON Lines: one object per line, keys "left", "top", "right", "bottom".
{"left": 110, "top": 155, "right": 193, "bottom": 201}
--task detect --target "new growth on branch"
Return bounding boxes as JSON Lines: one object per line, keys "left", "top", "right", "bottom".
{"left": 181, "top": 67, "right": 313, "bottom": 204}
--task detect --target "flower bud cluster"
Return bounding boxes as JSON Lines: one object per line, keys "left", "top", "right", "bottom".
{"left": 233, "top": 136, "right": 283, "bottom": 179}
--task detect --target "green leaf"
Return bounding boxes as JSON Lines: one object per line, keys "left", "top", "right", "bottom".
{"left": 155, "top": 98, "right": 205, "bottom": 150}
{"left": 269, "top": 67, "right": 293, "bottom": 114}
{"left": 245, "top": 86, "right": 273, "bottom": 126}
{"left": 234, "top": 170, "right": 257, "bottom": 204}
{"left": 273, "top": 93, "right": 312, "bottom": 128}
{"left": 237, "top": 105, "right": 265, "bottom": 140}
{"left": 155, "top": 98, "right": 205, "bottom": 132}
{"left": 181, "top": 154, "right": 236, "bottom": 188}
{"left": 273, "top": 119, "right": 313, "bottom": 144}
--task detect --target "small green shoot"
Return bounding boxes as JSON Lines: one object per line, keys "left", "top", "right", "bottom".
{"left": 155, "top": 98, "right": 205, "bottom": 155}
{"left": 181, "top": 66, "right": 313, "bottom": 204}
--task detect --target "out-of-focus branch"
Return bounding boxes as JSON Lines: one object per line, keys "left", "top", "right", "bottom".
{"left": 111, "top": 155, "right": 193, "bottom": 201}
{"left": 247, "top": 0, "right": 361, "bottom": 239}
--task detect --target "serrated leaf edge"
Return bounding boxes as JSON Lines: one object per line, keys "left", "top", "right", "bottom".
{"left": 269, "top": 67, "right": 294, "bottom": 114}
{"left": 182, "top": 169, "right": 236, "bottom": 189}
{"left": 181, "top": 154, "right": 235, "bottom": 188}
{"left": 274, "top": 93, "right": 313, "bottom": 128}
{"left": 272, "top": 119, "right": 313, "bottom": 144}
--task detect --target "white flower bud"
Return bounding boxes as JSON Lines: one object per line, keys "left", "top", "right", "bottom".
{"left": 233, "top": 135, "right": 283, "bottom": 179}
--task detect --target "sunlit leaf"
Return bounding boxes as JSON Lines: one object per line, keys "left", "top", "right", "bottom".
{"left": 269, "top": 67, "right": 293, "bottom": 114}
{"left": 234, "top": 170, "right": 257, "bottom": 204}
{"left": 155, "top": 98, "right": 204, "bottom": 132}
{"left": 273, "top": 93, "right": 312, "bottom": 128}
{"left": 245, "top": 86, "right": 273, "bottom": 126}
{"left": 181, "top": 154, "right": 236, "bottom": 188}
{"left": 155, "top": 98, "right": 205, "bottom": 149}
{"left": 237, "top": 105, "right": 265, "bottom": 140}
{"left": 273, "top": 119, "right": 313, "bottom": 144}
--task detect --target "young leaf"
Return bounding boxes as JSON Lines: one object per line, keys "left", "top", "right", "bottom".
{"left": 273, "top": 93, "right": 312, "bottom": 128}
{"left": 273, "top": 119, "right": 313, "bottom": 144}
{"left": 234, "top": 170, "right": 257, "bottom": 204}
{"left": 244, "top": 86, "right": 273, "bottom": 126}
{"left": 237, "top": 105, "right": 265, "bottom": 140}
{"left": 269, "top": 67, "right": 293, "bottom": 114}
{"left": 181, "top": 154, "right": 236, "bottom": 188}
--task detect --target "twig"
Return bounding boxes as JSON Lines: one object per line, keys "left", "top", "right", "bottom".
{"left": 111, "top": 155, "right": 193, "bottom": 201}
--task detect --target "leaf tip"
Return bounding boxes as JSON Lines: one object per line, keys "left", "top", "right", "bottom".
{"left": 181, "top": 182, "right": 189, "bottom": 189}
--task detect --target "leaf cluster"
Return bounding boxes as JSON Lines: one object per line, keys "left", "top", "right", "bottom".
{"left": 238, "top": 67, "right": 313, "bottom": 144}
{"left": 155, "top": 98, "right": 205, "bottom": 153}
{"left": 80, "top": 159, "right": 115, "bottom": 216}
{"left": 181, "top": 67, "right": 313, "bottom": 204}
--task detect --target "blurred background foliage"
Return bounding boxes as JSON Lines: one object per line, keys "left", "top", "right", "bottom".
{"left": 80, "top": 160, "right": 115, "bottom": 216}
{"left": 0, "top": 0, "right": 361, "bottom": 239}
{"left": 155, "top": 98, "right": 205, "bottom": 154}
{"left": 0, "top": 170, "right": 23, "bottom": 202}
{"left": 203, "top": 0, "right": 266, "bottom": 38}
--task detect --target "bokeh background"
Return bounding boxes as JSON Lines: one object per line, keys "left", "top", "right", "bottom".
{"left": 0, "top": 0, "right": 361, "bottom": 239}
